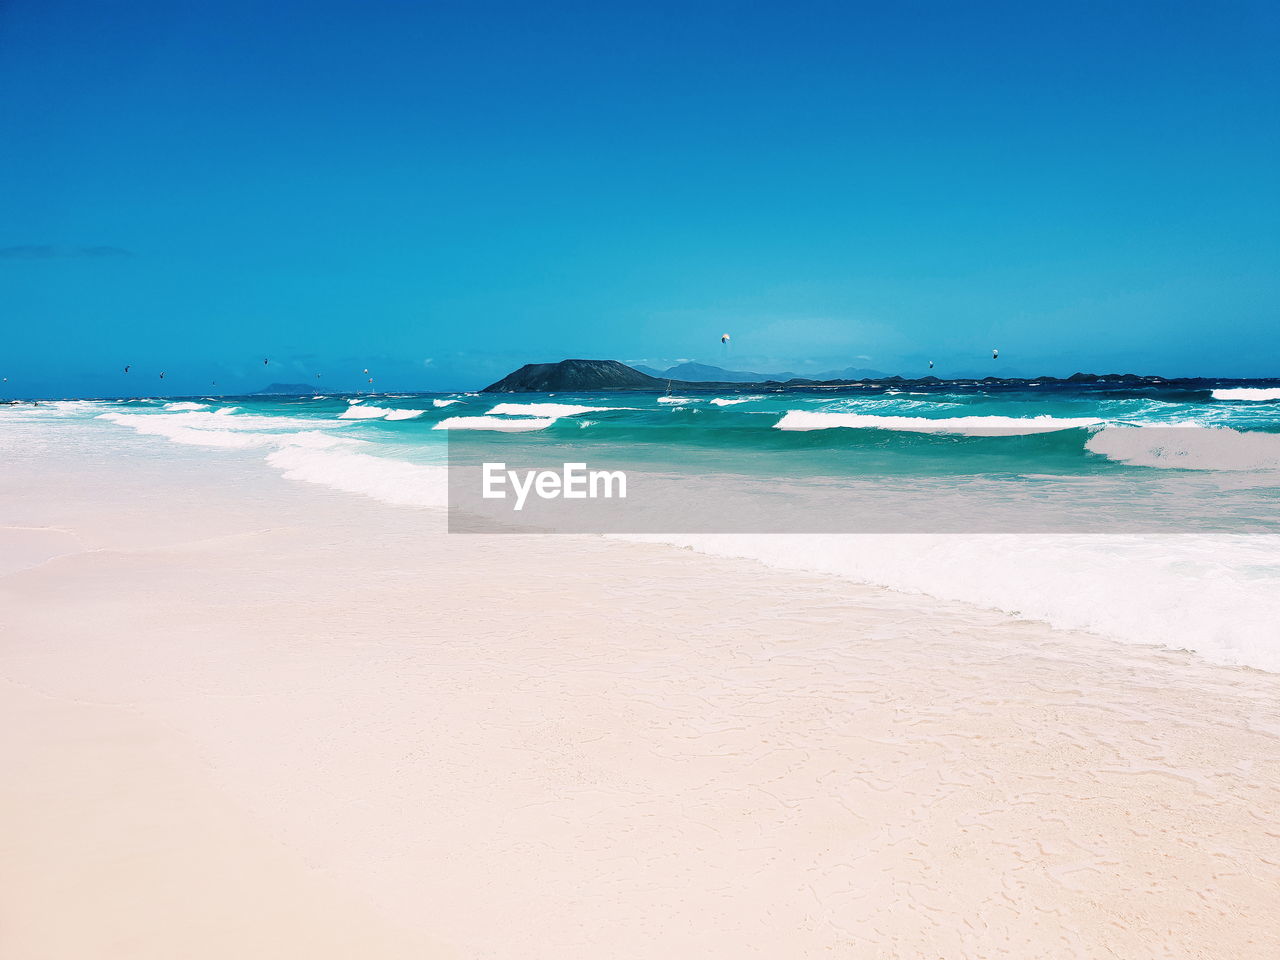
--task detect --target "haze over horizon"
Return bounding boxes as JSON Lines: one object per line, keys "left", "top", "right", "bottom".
{"left": 2, "top": 0, "right": 1278, "bottom": 397}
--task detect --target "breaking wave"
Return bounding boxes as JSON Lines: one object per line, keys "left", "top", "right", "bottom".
{"left": 338, "top": 404, "right": 394, "bottom": 419}
{"left": 486, "top": 402, "right": 626, "bottom": 418}
{"left": 1211, "top": 388, "right": 1280, "bottom": 402}
{"left": 432, "top": 415, "right": 555, "bottom": 432}
{"left": 774, "top": 411, "right": 1103, "bottom": 435}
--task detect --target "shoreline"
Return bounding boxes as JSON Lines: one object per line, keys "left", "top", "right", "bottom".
{"left": 3, "top": 421, "right": 1280, "bottom": 957}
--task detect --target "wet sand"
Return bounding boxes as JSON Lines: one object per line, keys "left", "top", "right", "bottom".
{"left": 2, "top": 421, "right": 1279, "bottom": 958}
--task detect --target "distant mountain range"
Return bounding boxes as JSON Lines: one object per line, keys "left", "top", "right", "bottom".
{"left": 482, "top": 359, "right": 1213, "bottom": 393}
{"left": 633, "top": 361, "right": 888, "bottom": 382}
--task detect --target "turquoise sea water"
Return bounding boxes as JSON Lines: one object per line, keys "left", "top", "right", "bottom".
{"left": 29, "top": 380, "right": 1280, "bottom": 469}
{"left": 6, "top": 382, "right": 1280, "bottom": 670}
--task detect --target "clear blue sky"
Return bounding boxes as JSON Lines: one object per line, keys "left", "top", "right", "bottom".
{"left": 2, "top": 0, "right": 1277, "bottom": 396}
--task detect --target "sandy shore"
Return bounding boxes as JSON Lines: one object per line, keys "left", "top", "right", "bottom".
{"left": 2, "top": 420, "right": 1279, "bottom": 958}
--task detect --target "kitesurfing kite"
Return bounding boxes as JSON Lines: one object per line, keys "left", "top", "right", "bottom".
{"left": 928, "top": 360, "right": 934, "bottom": 369}
{"left": 124, "top": 364, "right": 131, "bottom": 374}
{"left": 992, "top": 348, "right": 999, "bottom": 360}
{"left": 720, "top": 333, "right": 731, "bottom": 344}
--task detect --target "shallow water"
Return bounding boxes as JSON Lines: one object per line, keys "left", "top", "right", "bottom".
{"left": 5, "top": 382, "right": 1280, "bottom": 670}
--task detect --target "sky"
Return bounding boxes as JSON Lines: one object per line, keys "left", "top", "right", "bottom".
{"left": 2, "top": 0, "right": 1278, "bottom": 396}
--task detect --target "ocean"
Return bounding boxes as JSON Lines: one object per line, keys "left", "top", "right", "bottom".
{"left": 5, "top": 381, "right": 1280, "bottom": 671}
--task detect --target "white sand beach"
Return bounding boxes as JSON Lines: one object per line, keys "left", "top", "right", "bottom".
{"left": 3, "top": 420, "right": 1280, "bottom": 958}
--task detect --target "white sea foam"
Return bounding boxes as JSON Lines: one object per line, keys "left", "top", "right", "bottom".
{"left": 658, "top": 396, "right": 694, "bottom": 405}
{"left": 93, "top": 399, "right": 441, "bottom": 507}
{"left": 163, "top": 401, "right": 209, "bottom": 411}
{"left": 631, "top": 532, "right": 1280, "bottom": 672}
{"left": 144, "top": 426, "right": 271, "bottom": 449}
{"left": 1086, "top": 425, "right": 1280, "bottom": 471}
{"left": 433, "top": 398, "right": 462, "bottom": 407}
{"left": 486, "top": 402, "right": 624, "bottom": 417}
{"left": 710, "top": 396, "right": 763, "bottom": 406}
{"left": 39, "top": 401, "right": 106, "bottom": 415}
{"left": 339, "top": 404, "right": 393, "bottom": 419}
{"left": 432, "top": 416, "right": 556, "bottom": 432}
{"left": 337, "top": 403, "right": 427, "bottom": 420}
{"left": 98, "top": 409, "right": 349, "bottom": 451}
{"left": 775, "top": 411, "right": 1103, "bottom": 435}
{"left": 101, "top": 409, "right": 326, "bottom": 432}
{"left": 1211, "top": 388, "right": 1280, "bottom": 402}
{"left": 278, "top": 430, "right": 354, "bottom": 450}
{"left": 97, "top": 411, "right": 276, "bottom": 449}
{"left": 266, "top": 445, "right": 448, "bottom": 508}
